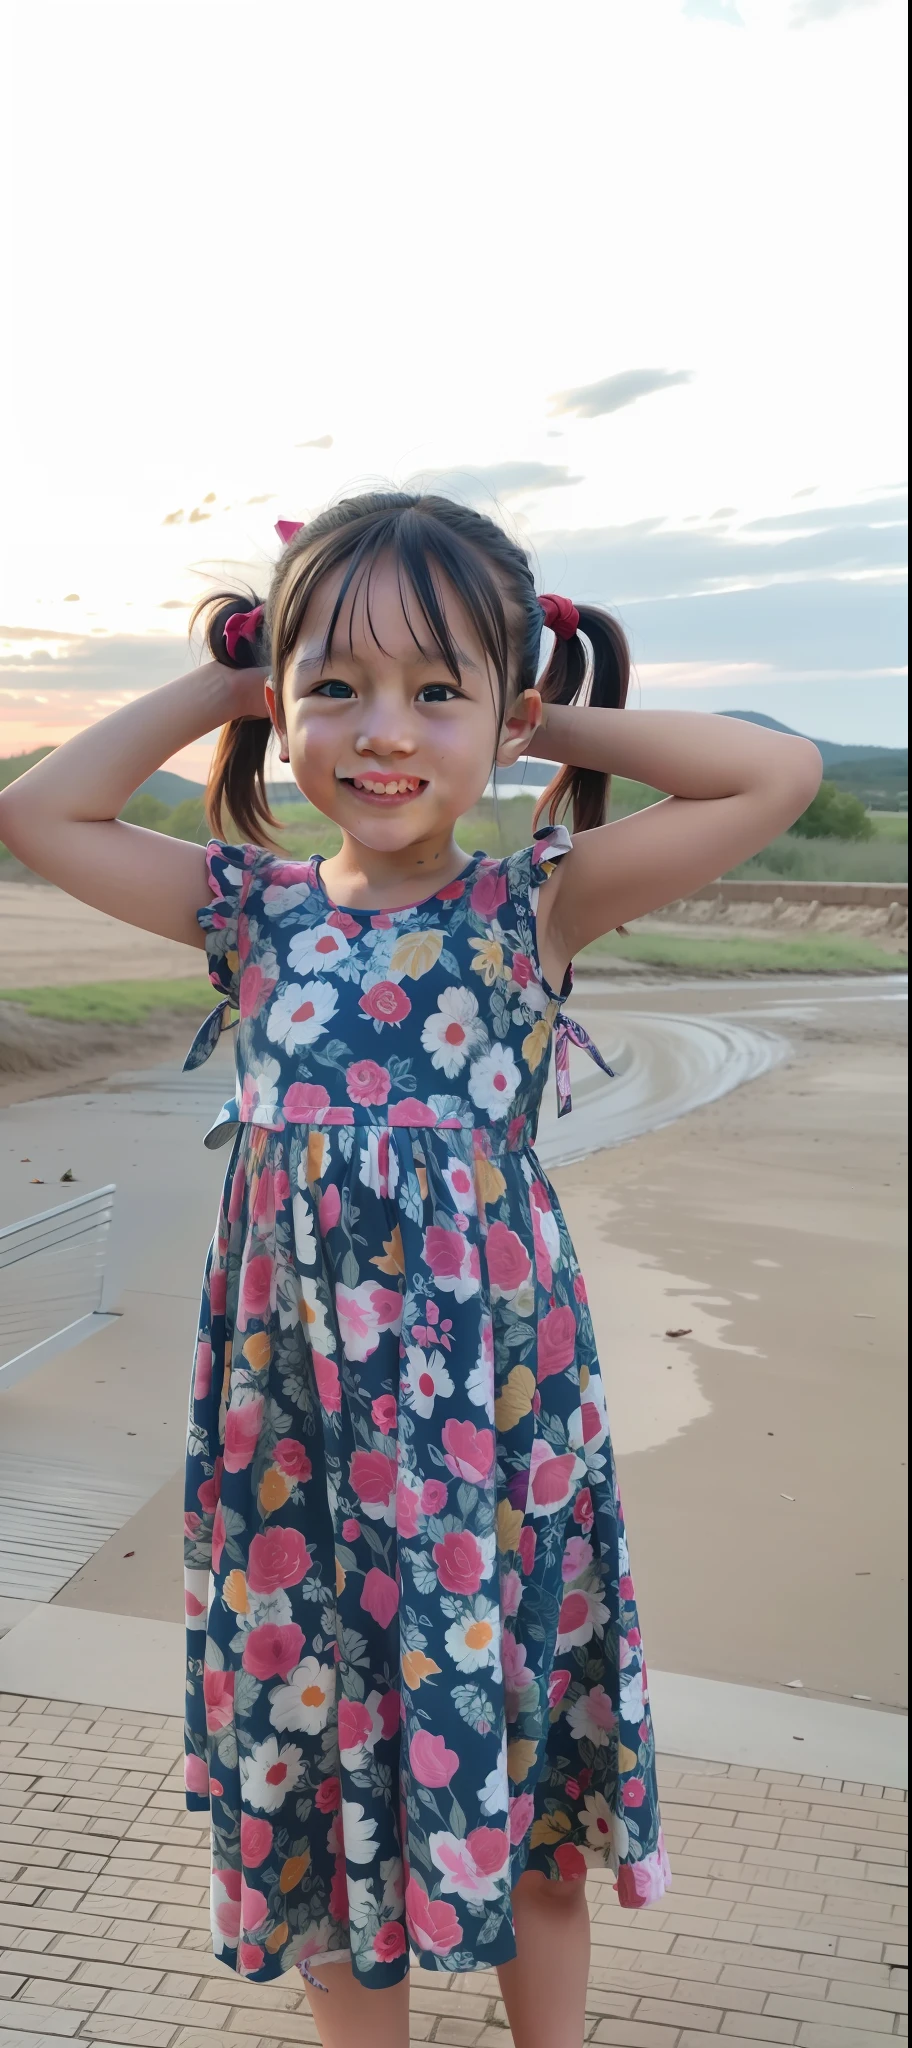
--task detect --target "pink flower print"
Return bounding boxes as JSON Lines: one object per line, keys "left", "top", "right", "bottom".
{"left": 239, "top": 1252, "right": 274, "bottom": 1327}
{"left": 485, "top": 1221, "right": 532, "bottom": 1294}
{"left": 283, "top": 1081, "right": 330, "bottom": 1122}
{"left": 241, "top": 1882, "right": 269, "bottom": 1931}
{"left": 572, "top": 1487, "right": 594, "bottom": 1534}
{"left": 511, "top": 950, "right": 535, "bottom": 988}
{"left": 619, "top": 1574, "right": 635, "bottom": 1601}
{"left": 228, "top": 1163, "right": 246, "bottom": 1225}
{"left": 470, "top": 867, "right": 508, "bottom": 920}
{"left": 406, "top": 1876, "right": 463, "bottom": 1957}
{"left": 193, "top": 1339, "right": 212, "bottom": 1402}
{"left": 573, "top": 1271, "right": 588, "bottom": 1305}
{"left": 420, "top": 1478, "right": 448, "bottom": 1515}
{"left": 623, "top": 1779, "right": 647, "bottom": 1807}
{"left": 506, "top": 1115, "right": 527, "bottom": 1147}
{"left": 197, "top": 1456, "right": 223, "bottom": 1516}
{"left": 372, "top": 1393, "right": 398, "bottom": 1435}
{"left": 203, "top": 1667, "right": 235, "bottom": 1733}
{"left": 184, "top": 1752, "right": 209, "bottom": 1798}
{"left": 315, "top": 1775, "right": 341, "bottom": 1813}
{"left": 359, "top": 980, "right": 412, "bottom": 1026}
{"left": 240, "top": 963, "right": 276, "bottom": 1020}
{"left": 318, "top": 1183, "right": 341, "bottom": 1234}
{"left": 396, "top": 1483, "right": 420, "bottom": 1538}
{"left": 246, "top": 1526, "right": 313, "bottom": 1594}
{"left": 345, "top": 1058, "right": 392, "bottom": 1106}
{"left": 350, "top": 1448, "right": 397, "bottom": 1511}
{"left": 238, "top": 1941, "right": 264, "bottom": 1973}
{"left": 517, "top": 1525, "right": 536, "bottom": 1577}
{"left": 441, "top": 1417, "right": 494, "bottom": 1485}
{"left": 338, "top": 1697, "right": 374, "bottom": 1760}
{"left": 548, "top": 1667, "right": 572, "bottom": 1709}
{"left": 342, "top": 1517, "right": 361, "bottom": 1543}
{"left": 273, "top": 1438, "right": 312, "bottom": 1483}
{"left": 615, "top": 1835, "right": 672, "bottom": 1907}
{"left": 209, "top": 1266, "right": 227, "bottom": 1316}
{"left": 374, "top": 1922, "right": 407, "bottom": 1962}
{"left": 184, "top": 1514, "right": 201, "bottom": 1542}
{"left": 433, "top": 1529, "right": 485, "bottom": 1596}
{"left": 240, "top": 1813, "right": 273, "bottom": 1866}
{"left": 502, "top": 1629, "right": 531, "bottom": 1700}
{"left": 211, "top": 1502, "right": 226, "bottom": 1573}
{"left": 212, "top": 1865, "right": 242, "bottom": 1943}
{"left": 528, "top": 1440, "right": 581, "bottom": 1515}
{"left": 388, "top": 1096, "right": 437, "bottom": 1126}
{"left": 561, "top": 1535, "right": 593, "bottom": 1582}
{"left": 313, "top": 1349, "right": 341, "bottom": 1413}
{"left": 371, "top": 1284, "right": 404, "bottom": 1329}
{"left": 360, "top": 1566, "right": 399, "bottom": 1630}
{"left": 501, "top": 1568, "right": 522, "bottom": 1618}
{"left": 554, "top": 1842, "right": 588, "bottom": 1881}
{"left": 223, "top": 1398, "right": 264, "bottom": 1474}
{"left": 329, "top": 1851, "right": 350, "bottom": 1925}
{"left": 409, "top": 1730, "right": 459, "bottom": 1788}
{"left": 435, "top": 875, "right": 466, "bottom": 900}
{"left": 467, "top": 1826, "right": 509, "bottom": 1879}
{"left": 377, "top": 1689, "right": 401, "bottom": 1742}
{"left": 508, "top": 1792, "right": 535, "bottom": 1846}
{"left": 536, "top": 1304, "right": 577, "bottom": 1381}
{"left": 327, "top": 909, "right": 362, "bottom": 938}
{"left": 370, "top": 911, "right": 394, "bottom": 930}
{"left": 241, "top": 1622, "right": 305, "bottom": 1681}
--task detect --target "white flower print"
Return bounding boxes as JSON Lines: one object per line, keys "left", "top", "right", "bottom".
{"left": 342, "top": 1799, "right": 381, "bottom": 1866}
{"left": 288, "top": 921, "right": 352, "bottom": 976}
{"left": 335, "top": 1279, "right": 402, "bottom": 1362}
{"left": 262, "top": 879, "right": 313, "bottom": 918}
{"left": 297, "top": 1271, "right": 335, "bottom": 1355}
{"left": 292, "top": 1193, "right": 317, "bottom": 1267}
{"left": 269, "top": 1657, "right": 336, "bottom": 1736}
{"left": 444, "top": 1597, "right": 501, "bottom": 1677}
{"left": 480, "top": 1744, "right": 509, "bottom": 1815}
{"left": 556, "top": 1584, "right": 611, "bottom": 1653}
{"left": 240, "top": 1054, "right": 282, "bottom": 1125}
{"left": 403, "top": 1344, "right": 455, "bottom": 1419}
{"left": 266, "top": 979, "right": 338, "bottom": 1054}
{"left": 620, "top": 1668, "right": 646, "bottom": 1725}
{"left": 442, "top": 1157, "right": 476, "bottom": 1215}
{"left": 582, "top": 1791, "right": 616, "bottom": 1855}
{"left": 359, "top": 1130, "right": 400, "bottom": 1200}
{"left": 240, "top": 1736, "right": 304, "bottom": 1813}
{"left": 429, "top": 1826, "right": 508, "bottom": 1902}
{"left": 467, "top": 1044, "right": 521, "bottom": 1119}
{"left": 567, "top": 1685, "right": 618, "bottom": 1749}
{"left": 421, "top": 986, "right": 485, "bottom": 1077}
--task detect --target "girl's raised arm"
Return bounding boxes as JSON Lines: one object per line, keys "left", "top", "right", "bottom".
{"left": 0, "top": 663, "right": 268, "bottom": 949}
{"left": 530, "top": 705, "right": 823, "bottom": 979}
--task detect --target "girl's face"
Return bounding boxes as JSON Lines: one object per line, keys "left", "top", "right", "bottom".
{"left": 267, "top": 553, "right": 542, "bottom": 852}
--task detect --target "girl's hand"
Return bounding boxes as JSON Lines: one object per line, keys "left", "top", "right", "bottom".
{"left": 0, "top": 662, "right": 272, "bottom": 951}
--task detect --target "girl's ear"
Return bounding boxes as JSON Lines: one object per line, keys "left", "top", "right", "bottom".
{"left": 495, "top": 687, "right": 543, "bottom": 766}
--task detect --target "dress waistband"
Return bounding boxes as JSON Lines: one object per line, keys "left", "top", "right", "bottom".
{"left": 183, "top": 996, "right": 614, "bottom": 1150}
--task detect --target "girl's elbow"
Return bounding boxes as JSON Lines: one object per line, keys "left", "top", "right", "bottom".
{"left": 793, "top": 738, "right": 825, "bottom": 803}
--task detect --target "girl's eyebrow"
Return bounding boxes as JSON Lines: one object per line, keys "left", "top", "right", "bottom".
{"left": 293, "top": 645, "right": 481, "bottom": 678}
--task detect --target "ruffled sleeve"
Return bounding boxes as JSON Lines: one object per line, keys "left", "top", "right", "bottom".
{"left": 523, "top": 822, "right": 574, "bottom": 1001}
{"left": 196, "top": 840, "right": 256, "bottom": 1006}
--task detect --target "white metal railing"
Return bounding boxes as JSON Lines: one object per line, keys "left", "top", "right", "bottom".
{"left": 0, "top": 1184, "right": 119, "bottom": 1391}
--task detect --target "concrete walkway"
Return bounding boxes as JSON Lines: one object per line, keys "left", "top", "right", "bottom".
{"left": 0, "top": 1691, "right": 906, "bottom": 2048}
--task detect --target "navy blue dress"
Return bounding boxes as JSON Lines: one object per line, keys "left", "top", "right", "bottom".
{"left": 182, "top": 824, "right": 670, "bottom": 1990}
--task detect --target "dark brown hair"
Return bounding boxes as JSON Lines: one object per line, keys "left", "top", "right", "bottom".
{"left": 191, "top": 491, "right": 630, "bottom": 844}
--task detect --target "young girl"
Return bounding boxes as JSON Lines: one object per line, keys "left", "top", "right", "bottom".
{"left": 0, "top": 492, "right": 821, "bottom": 2048}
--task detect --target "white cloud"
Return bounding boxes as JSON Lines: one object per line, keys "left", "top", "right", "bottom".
{"left": 549, "top": 370, "right": 694, "bottom": 419}
{"left": 791, "top": 0, "right": 882, "bottom": 22}
{"left": 683, "top": 0, "right": 744, "bottom": 22}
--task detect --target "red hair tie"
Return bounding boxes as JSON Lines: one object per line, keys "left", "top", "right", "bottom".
{"left": 539, "top": 592, "right": 580, "bottom": 641}
{"left": 275, "top": 518, "right": 304, "bottom": 546}
{"left": 223, "top": 604, "right": 264, "bottom": 661}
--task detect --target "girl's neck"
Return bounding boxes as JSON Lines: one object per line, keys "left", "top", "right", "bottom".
{"left": 318, "top": 827, "right": 471, "bottom": 912}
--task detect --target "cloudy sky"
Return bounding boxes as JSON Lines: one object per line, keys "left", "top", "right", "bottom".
{"left": 0, "top": 0, "right": 906, "bottom": 782}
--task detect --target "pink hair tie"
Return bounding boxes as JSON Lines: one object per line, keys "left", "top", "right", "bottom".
{"left": 223, "top": 604, "right": 264, "bottom": 661}
{"left": 275, "top": 518, "right": 304, "bottom": 546}
{"left": 539, "top": 592, "right": 580, "bottom": 641}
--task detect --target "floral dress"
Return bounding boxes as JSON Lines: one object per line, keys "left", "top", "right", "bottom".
{"left": 182, "top": 823, "right": 670, "bottom": 1992}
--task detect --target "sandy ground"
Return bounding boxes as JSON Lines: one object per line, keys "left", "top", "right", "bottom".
{"left": 0, "top": 977, "right": 905, "bottom": 1716}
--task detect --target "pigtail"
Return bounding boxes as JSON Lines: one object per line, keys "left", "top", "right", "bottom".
{"left": 189, "top": 590, "right": 281, "bottom": 847}
{"left": 533, "top": 605, "right": 630, "bottom": 834}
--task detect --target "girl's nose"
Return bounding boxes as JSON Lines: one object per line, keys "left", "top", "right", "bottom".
{"left": 354, "top": 729, "right": 416, "bottom": 760}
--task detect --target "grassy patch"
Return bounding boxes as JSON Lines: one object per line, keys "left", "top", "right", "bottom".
{"left": 0, "top": 977, "right": 217, "bottom": 1025}
{"left": 579, "top": 932, "right": 908, "bottom": 976}
{"left": 869, "top": 811, "right": 908, "bottom": 842}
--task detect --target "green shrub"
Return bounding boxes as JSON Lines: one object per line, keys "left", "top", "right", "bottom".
{"left": 120, "top": 792, "right": 171, "bottom": 829}
{"left": 791, "top": 781, "right": 873, "bottom": 842}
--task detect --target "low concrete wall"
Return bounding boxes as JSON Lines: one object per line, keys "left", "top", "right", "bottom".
{"left": 685, "top": 880, "right": 907, "bottom": 908}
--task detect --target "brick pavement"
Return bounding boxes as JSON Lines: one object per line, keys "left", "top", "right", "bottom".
{"left": 0, "top": 1694, "right": 906, "bottom": 2046}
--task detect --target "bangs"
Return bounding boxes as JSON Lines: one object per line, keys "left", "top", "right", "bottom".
{"left": 273, "top": 500, "right": 515, "bottom": 704}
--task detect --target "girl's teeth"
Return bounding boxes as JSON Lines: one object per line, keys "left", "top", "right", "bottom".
{"left": 353, "top": 777, "right": 419, "bottom": 795}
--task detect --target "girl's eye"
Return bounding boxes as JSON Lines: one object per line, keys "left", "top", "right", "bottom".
{"left": 314, "top": 680, "right": 355, "bottom": 699}
{"left": 417, "top": 683, "right": 460, "bottom": 703}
